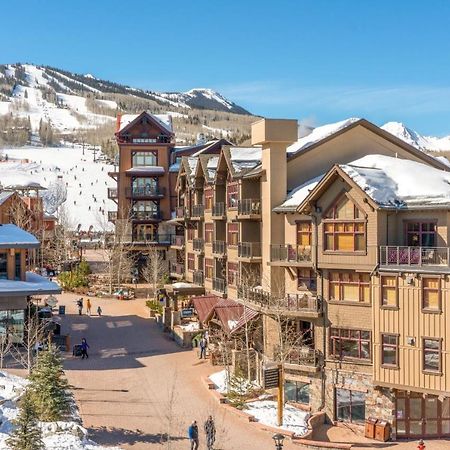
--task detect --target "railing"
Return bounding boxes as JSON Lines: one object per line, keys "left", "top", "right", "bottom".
{"left": 192, "top": 204, "right": 204, "bottom": 218}
{"left": 171, "top": 235, "right": 185, "bottom": 247}
{"left": 170, "top": 262, "right": 184, "bottom": 276}
{"left": 271, "top": 245, "right": 312, "bottom": 263}
{"left": 131, "top": 233, "right": 172, "bottom": 244}
{"left": 212, "top": 277, "right": 227, "bottom": 294}
{"left": 125, "top": 186, "right": 166, "bottom": 198}
{"left": 238, "top": 285, "right": 320, "bottom": 313}
{"left": 118, "top": 135, "right": 172, "bottom": 144}
{"left": 212, "top": 240, "right": 226, "bottom": 256}
{"left": 175, "top": 206, "right": 186, "bottom": 219}
{"left": 274, "top": 345, "right": 320, "bottom": 367}
{"left": 193, "top": 238, "right": 204, "bottom": 252}
{"left": 380, "top": 246, "right": 450, "bottom": 267}
{"left": 193, "top": 270, "right": 204, "bottom": 285}
{"left": 238, "top": 199, "right": 261, "bottom": 216}
{"left": 238, "top": 242, "right": 261, "bottom": 259}
{"left": 131, "top": 210, "right": 162, "bottom": 221}
{"left": 212, "top": 202, "right": 225, "bottom": 217}
{"left": 107, "top": 187, "right": 118, "bottom": 199}
{"left": 108, "top": 211, "right": 117, "bottom": 222}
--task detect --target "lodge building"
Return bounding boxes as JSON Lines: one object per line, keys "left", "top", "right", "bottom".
{"left": 172, "top": 117, "right": 450, "bottom": 440}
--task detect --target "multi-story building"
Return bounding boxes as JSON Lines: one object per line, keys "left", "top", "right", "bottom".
{"left": 173, "top": 117, "right": 450, "bottom": 440}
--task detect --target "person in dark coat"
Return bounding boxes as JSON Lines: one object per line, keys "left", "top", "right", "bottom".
{"left": 204, "top": 415, "right": 216, "bottom": 450}
{"left": 188, "top": 420, "right": 199, "bottom": 450}
{"left": 81, "top": 338, "right": 89, "bottom": 359}
{"left": 199, "top": 336, "right": 207, "bottom": 359}
{"left": 77, "top": 298, "right": 83, "bottom": 315}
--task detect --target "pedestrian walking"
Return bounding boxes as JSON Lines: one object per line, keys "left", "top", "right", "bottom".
{"left": 204, "top": 416, "right": 216, "bottom": 450}
{"left": 188, "top": 420, "right": 199, "bottom": 450}
{"left": 80, "top": 338, "right": 89, "bottom": 359}
{"left": 199, "top": 335, "right": 207, "bottom": 359}
{"left": 86, "top": 298, "right": 92, "bottom": 316}
{"left": 97, "top": 306, "right": 102, "bottom": 316}
{"left": 77, "top": 298, "right": 83, "bottom": 315}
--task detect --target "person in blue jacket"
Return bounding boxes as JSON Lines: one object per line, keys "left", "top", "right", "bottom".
{"left": 188, "top": 420, "right": 199, "bottom": 450}
{"left": 81, "top": 338, "right": 90, "bottom": 359}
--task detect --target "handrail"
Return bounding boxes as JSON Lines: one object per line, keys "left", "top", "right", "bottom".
{"left": 380, "top": 246, "right": 449, "bottom": 266}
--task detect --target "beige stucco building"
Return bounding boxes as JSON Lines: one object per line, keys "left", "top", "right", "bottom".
{"left": 173, "top": 117, "right": 450, "bottom": 440}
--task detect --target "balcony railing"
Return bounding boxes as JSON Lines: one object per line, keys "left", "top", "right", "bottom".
{"left": 171, "top": 235, "right": 185, "bottom": 247}
{"left": 380, "top": 246, "right": 450, "bottom": 267}
{"left": 131, "top": 210, "right": 162, "bottom": 221}
{"left": 274, "top": 345, "right": 320, "bottom": 367}
{"left": 131, "top": 233, "right": 172, "bottom": 244}
{"left": 175, "top": 206, "right": 186, "bottom": 219}
{"left": 108, "top": 211, "right": 117, "bottom": 222}
{"left": 238, "top": 285, "right": 321, "bottom": 313}
{"left": 193, "top": 238, "right": 204, "bottom": 252}
{"left": 193, "top": 270, "right": 204, "bottom": 285}
{"left": 191, "top": 204, "right": 204, "bottom": 218}
{"left": 212, "top": 277, "right": 227, "bottom": 294}
{"left": 238, "top": 242, "right": 261, "bottom": 259}
{"left": 238, "top": 199, "right": 261, "bottom": 217}
{"left": 170, "top": 262, "right": 184, "bottom": 277}
{"left": 271, "top": 245, "right": 312, "bottom": 264}
{"left": 212, "top": 202, "right": 225, "bottom": 218}
{"left": 125, "top": 186, "right": 166, "bottom": 198}
{"left": 212, "top": 240, "right": 226, "bottom": 256}
{"left": 107, "top": 187, "right": 118, "bottom": 199}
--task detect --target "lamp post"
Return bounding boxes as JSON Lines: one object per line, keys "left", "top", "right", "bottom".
{"left": 272, "top": 433, "right": 285, "bottom": 450}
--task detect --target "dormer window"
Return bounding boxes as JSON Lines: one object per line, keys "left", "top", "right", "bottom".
{"left": 323, "top": 194, "right": 366, "bottom": 252}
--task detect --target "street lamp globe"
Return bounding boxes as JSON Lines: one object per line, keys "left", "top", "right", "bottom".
{"left": 272, "top": 433, "right": 285, "bottom": 450}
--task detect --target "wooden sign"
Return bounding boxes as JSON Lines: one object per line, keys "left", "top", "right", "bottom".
{"left": 263, "top": 367, "right": 280, "bottom": 389}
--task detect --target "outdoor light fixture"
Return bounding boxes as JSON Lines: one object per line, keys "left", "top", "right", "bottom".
{"left": 272, "top": 433, "right": 285, "bottom": 450}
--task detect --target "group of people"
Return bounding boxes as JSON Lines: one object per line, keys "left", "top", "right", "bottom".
{"left": 76, "top": 298, "right": 102, "bottom": 317}
{"left": 188, "top": 416, "right": 215, "bottom": 450}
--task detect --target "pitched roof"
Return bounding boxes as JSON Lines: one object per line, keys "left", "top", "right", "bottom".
{"left": 117, "top": 111, "right": 174, "bottom": 135}
{"left": 0, "top": 224, "right": 40, "bottom": 249}
{"left": 0, "top": 191, "right": 15, "bottom": 206}
{"left": 213, "top": 299, "right": 259, "bottom": 334}
{"left": 192, "top": 295, "right": 220, "bottom": 323}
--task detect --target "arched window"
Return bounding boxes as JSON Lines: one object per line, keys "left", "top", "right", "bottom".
{"left": 323, "top": 194, "right": 366, "bottom": 252}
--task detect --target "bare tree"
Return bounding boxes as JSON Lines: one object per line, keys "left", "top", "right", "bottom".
{"left": 0, "top": 332, "right": 13, "bottom": 369}
{"left": 142, "top": 245, "right": 167, "bottom": 299}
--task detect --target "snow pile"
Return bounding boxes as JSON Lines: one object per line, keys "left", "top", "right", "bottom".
{"left": 178, "top": 322, "right": 200, "bottom": 332}
{"left": 0, "top": 371, "right": 121, "bottom": 449}
{"left": 208, "top": 370, "right": 257, "bottom": 395}
{"left": 245, "top": 400, "right": 308, "bottom": 437}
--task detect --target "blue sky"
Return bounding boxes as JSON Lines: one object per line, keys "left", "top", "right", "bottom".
{"left": 3, "top": 0, "right": 450, "bottom": 135}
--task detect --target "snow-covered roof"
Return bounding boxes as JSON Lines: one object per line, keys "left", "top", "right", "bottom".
{"left": 287, "top": 118, "right": 360, "bottom": 155}
{"left": 206, "top": 156, "right": 219, "bottom": 180}
{"left": 275, "top": 175, "right": 323, "bottom": 212}
{"left": 125, "top": 166, "right": 165, "bottom": 175}
{"left": 0, "top": 272, "right": 61, "bottom": 297}
{"left": 0, "top": 225, "right": 39, "bottom": 249}
{"left": 118, "top": 113, "right": 173, "bottom": 133}
{"left": 0, "top": 191, "right": 15, "bottom": 206}
{"left": 229, "top": 147, "right": 262, "bottom": 173}
{"left": 169, "top": 162, "right": 180, "bottom": 172}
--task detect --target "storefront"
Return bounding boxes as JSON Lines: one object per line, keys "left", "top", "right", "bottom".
{"left": 395, "top": 391, "right": 450, "bottom": 438}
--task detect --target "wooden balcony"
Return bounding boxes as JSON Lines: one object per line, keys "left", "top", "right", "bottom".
{"left": 270, "top": 244, "right": 312, "bottom": 267}
{"left": 237, "top": 199, "right": 261, "bottom": 219}
{"left": 237, "top": 285, "right": 321, "bottom": 318}
{"left": 193, "top": 270, "right": 204, "bottom": 286}
{"left": 131, "top": 210, "right": 163, "bottom": 221}
{"left": 170, "top": 262, "right": 184, "bottom": 279}
{"left": 212, "top": 202, "right": 225, "bottom": 219}
{"left": 108, "top": 211, "right": 117, "bottom": 223}
{"left": 212, "top": 240, "right": 226, "bottom": 257}
{"left": 191, "top": 204, "right": 204, "bottom": 220}
{"left": 125, "top": 186, "right": 166, "bottom": 199}
{"left": 129, "top": 234, "right": 172, "bottom": 245}
{"left": 107, "top": 187, "right": 118, "bottom": 200}
{"left": 175, "top": 206, "right": 187, "bottom": 221}
{"left": 171, "top": 235, "right": 185, "bottom": 249}
{"left": 238, "top": 242, "right": 262, "bottom": 261}
{"left": 380, "top": 246, "right": 450, "bottom": 271}
{"left": 274, "top": 345, "right": 320, "bottom": 372}
{"left": 212, "top": 277, "right": 227, "bottom": 295}
{"left": 193, "top": 238, "right": 204, "bottom": 253}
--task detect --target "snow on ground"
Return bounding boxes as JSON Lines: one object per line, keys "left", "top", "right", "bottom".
{"left": 245, "top": 400, "right": 308, "bottom": 437}
{"left": 0, "top": 371, "right": 121, "bottom": 449}
{"left": 178, "top": 322, "right": 200, "bottom": 332}
{"left": 2, "top": 144, "right": 116, "bottom": 231}
{"left": 209, "top": 369, "right": 257, "bottom": 395}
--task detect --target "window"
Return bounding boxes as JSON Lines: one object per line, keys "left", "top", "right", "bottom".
{"left": 423, "top": 338, "right": 441, "bottom": 373}
{"left": 0, "top": 310, "right": 24, "bottom": 343}
{"left": 329, "top": 272, "right": 370, "bottom": 303}
{"left": 132, "top": 201, "right": 159, "bottom": 219}
{"left": 227, "top": 223, "right": 239, "bottom": 246}
{"left": 187, "top": 227, "right": 195, "bottom": 241}
{"left": 297, "top": 269, "right": 316, "bottom": 291}
{"left": 422, "top": 278, "right": 440, "bottom": 311}
{"left": 228, "top": 262, "right": 239, "bottom": 286}
{"left": 187, "top": 253, "right": 195, "bottom": 271}
{"left": 381, "top": 276, "right": 398, "bottom": 308}
{"left": 132, "top": 151, "right": 157, "bottom": 167}
{"left": 297, "top": 222, "right": 312, "bottom": 246}
{"left": 0, "top": 253, "right": 7, "bottom": 280}
{"left": 381, "top": 334, "right": 399, "bottom": 367}
{"left": 324, "top": 195, "right": 365, "bottom": 252}
{"left": 330, "top": 328, "right": 371, "bottom": 360}
{"left": 204, "top": 224, "right": 214, "bottom": 244}
{"left": 406, "top": 221, "right": 436, "bottom": 247}
{"left": 285, "top": 380, "right": 310, "bottom": 404}
{"left": 336, "top": 389, "right": 366, "bottom": 424}
{"left": 15, "top": 253, "right": 21, "bottom": 280}
{"left": 227, "top": 183, "right": 239, "bottom": 208}
{"left": 204, "top": 188, "right": 214, "bottom": 210}
{"left": 205, "top": 258, "right": 213, "bottom": 280}
{"left": 132, "top": 177, "right": 157, "bottom": 194}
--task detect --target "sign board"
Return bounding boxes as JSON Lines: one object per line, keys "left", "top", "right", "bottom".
{"left": 180, "top": 308, "right": 195, "bottom": 318}
{"left": 263, "top": 367, "right": 280, "bottom": 389}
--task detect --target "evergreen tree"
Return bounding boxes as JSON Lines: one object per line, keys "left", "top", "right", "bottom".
{"left": 6, "top": 390, "right": 44, "bottom": 450}
{"left": 28, "top": 344, "right": 71, "bottom": 421}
